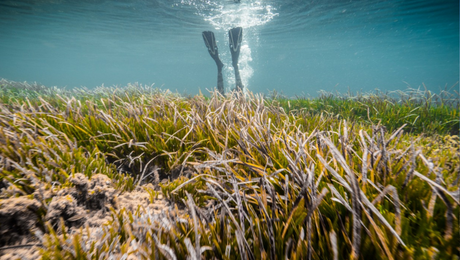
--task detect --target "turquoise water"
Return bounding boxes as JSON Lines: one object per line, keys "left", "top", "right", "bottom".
{"left": 0, "top": 0, "right": 458, "bottom": 96}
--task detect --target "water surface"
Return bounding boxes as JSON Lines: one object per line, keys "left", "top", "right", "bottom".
{"left": 0, "top": 0, "right": 458, "bottom": 96}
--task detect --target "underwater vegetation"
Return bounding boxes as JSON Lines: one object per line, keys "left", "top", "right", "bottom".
{"left": 0, "top": 78, "right": 458, "bottom": 259}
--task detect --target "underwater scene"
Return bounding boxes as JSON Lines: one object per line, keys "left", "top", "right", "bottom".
{"left": 0, "top": 0, "right": 459, "bottom": 259}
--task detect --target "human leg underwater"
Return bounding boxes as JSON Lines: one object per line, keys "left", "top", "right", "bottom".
{"left": 228, "top": 27, "right": 244, "bottom": 92}
{"left": 202, "top": 31, "right": 224, "bottom": 94}
{"left": 202, "top": 27, "right": 244, "bottom": 94}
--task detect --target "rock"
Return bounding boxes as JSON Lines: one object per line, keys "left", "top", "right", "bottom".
{"left": 45, "top": 194, "right": 86, "bottom": 228}
{"left": 0, "top": 197, "right": 41, "bottom": 246}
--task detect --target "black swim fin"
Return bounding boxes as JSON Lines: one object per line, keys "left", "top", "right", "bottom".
{"left": 202, "top": 31, "right": 224, "bottom": 94}
{"left": 229, "top": 27, "right": 243, "bottom": 57}
{"left": 203, "top": 31, "right": 218, "bottom": 57}
{"left": 228, "top": 27, "right": 244, "bottom": 92}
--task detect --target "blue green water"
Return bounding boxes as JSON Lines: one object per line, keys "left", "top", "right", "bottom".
{"left": 0, "top": 0, "right": 458, "bottom": 96}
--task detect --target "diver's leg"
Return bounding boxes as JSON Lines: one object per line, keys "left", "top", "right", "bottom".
{"left": 217, "top": 67, "right": 223, "bottom": 94}
{"left": 202, "top": 31, "right": 224, "bottom": 94}
{"left": 228, "top": 27, "right": 244, "bottom": 92}
{"left": 233, "top": 63, "right": 243, "bottom": 92}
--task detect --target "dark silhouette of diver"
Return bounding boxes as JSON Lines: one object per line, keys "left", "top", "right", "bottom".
{"left": 202, "top": 27, "right": 244, "bottom": 94}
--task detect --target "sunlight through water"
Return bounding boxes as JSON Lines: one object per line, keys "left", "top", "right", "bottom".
{"left": 179, "top": 0, "right": 278, "bottom": 91}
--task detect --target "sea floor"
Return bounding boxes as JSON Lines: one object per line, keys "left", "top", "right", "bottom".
{"left": 0, "top": 79, "right": 458, "bottom": 259}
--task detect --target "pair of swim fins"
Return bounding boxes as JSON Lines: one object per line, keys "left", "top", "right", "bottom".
{"left": 202, "top": 27, "right": 243, "bottom": 94}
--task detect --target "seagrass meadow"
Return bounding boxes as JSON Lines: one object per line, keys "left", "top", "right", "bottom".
{"left": 0, "top": 78, "right": 459, "bottom": 260}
